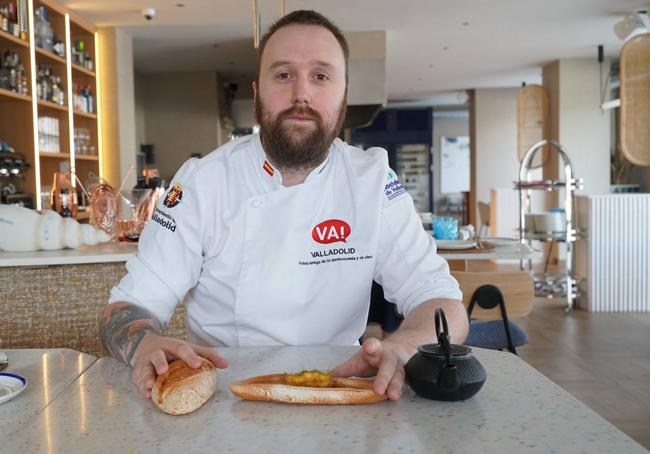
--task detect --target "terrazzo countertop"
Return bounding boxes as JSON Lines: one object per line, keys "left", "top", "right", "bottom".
{"left": 0, "top": 349, "right": 96, "bottom": 442}
{"left": 0, "top": 242, "right": 137, "bottom": 267}
{"left": 5, "top": 346, "right": 646, "bottom": 453}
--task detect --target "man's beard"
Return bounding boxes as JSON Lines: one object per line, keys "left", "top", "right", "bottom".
{"left": 255, "top": 96, "right": 347, "bottom": 170}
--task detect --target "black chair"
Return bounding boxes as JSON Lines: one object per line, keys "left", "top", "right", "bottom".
{"left": 464, "top": 284, "right": 528, "bottom": 354}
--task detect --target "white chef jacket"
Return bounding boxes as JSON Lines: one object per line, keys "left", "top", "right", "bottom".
{"left": 109, "top": 134, "right": 462, "bottom": 347}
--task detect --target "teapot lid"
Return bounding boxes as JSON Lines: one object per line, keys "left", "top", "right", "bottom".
{"left": 421, "top": 308, "right": 474, "bottom": 362}
{"left": 417, "top": 343, "right": 472, "bottom": 358}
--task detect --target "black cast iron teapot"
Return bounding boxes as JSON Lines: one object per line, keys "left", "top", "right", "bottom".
{"left": 404, "top": 308, "right": 486, "bottom": 401}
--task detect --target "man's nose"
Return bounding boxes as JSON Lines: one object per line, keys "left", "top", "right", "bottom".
{"left": 292, "top": 77, "right": 312, "bottom": 105}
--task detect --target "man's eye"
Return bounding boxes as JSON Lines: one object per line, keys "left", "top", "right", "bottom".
{"left": 276, "top": 72, "right": 291, "bottom": 80}
{"left": 315, "top": 73, "right": 329, "bottom": 81}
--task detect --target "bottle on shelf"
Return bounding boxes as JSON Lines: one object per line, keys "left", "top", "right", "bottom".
{"left": 59, "top": 187, "right": 72, "bottom": 218}
{"left": 0, "top": 50, "right": 28, "bottom": 95}
{"left": 0, "top": 2, "right": 20, "bottom": 37}
{"left": 50, "top": 172, "right": 78, "bottom": 218}
{"left": 34, "top": 6, "right": 54, "bottom": 52}
{"left": 36, "top": 64, "right": 65, "bottom": 105}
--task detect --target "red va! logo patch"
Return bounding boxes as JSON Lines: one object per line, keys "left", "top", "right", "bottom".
{"left": 312, "top": 219, "right": 351, "bottom": 244}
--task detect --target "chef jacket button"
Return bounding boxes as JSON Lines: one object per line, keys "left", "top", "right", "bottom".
{"left": 251, "top": 199, "right": 263, "bottom": 208}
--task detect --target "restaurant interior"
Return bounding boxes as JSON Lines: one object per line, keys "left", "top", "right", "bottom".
{"left": 0, "top": 0, "right": 649, "bottom": 451}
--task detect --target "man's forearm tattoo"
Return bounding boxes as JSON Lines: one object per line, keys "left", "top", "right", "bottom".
{"left": 100, "top": 302, "right": 161, "bottom": 365}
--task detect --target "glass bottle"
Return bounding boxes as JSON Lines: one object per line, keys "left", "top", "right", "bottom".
{"left": 50, "top": 172, "right": 78, "bottom": 218}
{"left": 59, "top": 187, "right": 72, "bottom": 218}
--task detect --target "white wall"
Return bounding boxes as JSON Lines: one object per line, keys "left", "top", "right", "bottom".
{"left": 474, "top": 88, "right": 520, "bottom": 221}
{"left": 134, "top": 71, "right": 146, "bottom": 149}
{"left": 139, "top": 72, "right": 220, "bottom": 181}
{"left": 557, "top": 59, "right": 611, "bottom": 195}
{"left": 97, "top": 27, "right": 137, "bottom": 190}
{"left": 231, "top": 98, "right": 255, "bottom": 128}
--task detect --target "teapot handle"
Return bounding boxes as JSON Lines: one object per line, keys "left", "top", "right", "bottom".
{"left": 435, "top": 308, "right": 452, "bottom": 364}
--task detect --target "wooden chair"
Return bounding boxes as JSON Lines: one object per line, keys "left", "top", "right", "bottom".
{"left": 451, "top": 271, "right": 534, "bottom": 320}
{"left": 452, "top": 271, "right": 534, "bottom": 353}
{"left": 477, "top": 202, "right": 491, "bottom": 238}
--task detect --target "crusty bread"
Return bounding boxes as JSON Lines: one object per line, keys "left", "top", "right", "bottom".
{"left": 151, "top": 358, "right": 217, "bottom": 415}
{"left": 229, "top": 373, "right": 387, "bottom": 405}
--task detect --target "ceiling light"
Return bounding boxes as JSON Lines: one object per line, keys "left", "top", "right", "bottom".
{"left": 614, "top": 11, "right": 649, "bottom": 41}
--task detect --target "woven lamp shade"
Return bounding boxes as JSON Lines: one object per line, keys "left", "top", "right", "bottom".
{"left": 620, "top": 33, "right": 650, "bottom": 166}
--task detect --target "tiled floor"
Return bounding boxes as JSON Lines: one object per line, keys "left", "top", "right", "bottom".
{"left": 517, "top": 298, "right": 650, "bottom": 449}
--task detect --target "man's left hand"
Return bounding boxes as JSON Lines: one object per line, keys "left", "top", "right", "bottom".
{"left": 331, "top": 337, "right": 412, "bottom": 400}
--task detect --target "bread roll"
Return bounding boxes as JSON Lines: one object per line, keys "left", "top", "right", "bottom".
{"left": 229, "top": 373, "right": 387, "bottom": 405}
{"left": 151, "top": 358, "right": 217, "bottom": 415}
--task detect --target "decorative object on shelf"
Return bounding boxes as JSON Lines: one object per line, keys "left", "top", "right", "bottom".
{"left": 0, "top": 204, "right": 109, "bottom": 251}
{"left": 619, "top": 33, "right": 650, "bottom": 166}
{"left": 517, "top": 140, "right": 581, "bottom": 312}
{"left": 517, "top": 84, "right": 549, "bottom": 168}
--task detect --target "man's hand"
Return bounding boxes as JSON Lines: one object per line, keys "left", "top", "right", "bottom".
{"left": 331, "top": 337, "right": 411, "bottom": 400}
{"left": 331, "top": 299, "right": 467, "bottom": 401}
{"left": 100, "top": 301, "right": 229, "bottom": 398}
{"left": 130, "top": 331, "right": 229, "bottom": 398}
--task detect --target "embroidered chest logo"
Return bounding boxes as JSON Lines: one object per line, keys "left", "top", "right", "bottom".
{"left": 163, "top": 184, "right": 183, "bottom": 208}
{"left": 312, "top": 219, "right": 351, "bottom": 244}
{"left": 262, "top": 160, "right": 274, "bottom": 177}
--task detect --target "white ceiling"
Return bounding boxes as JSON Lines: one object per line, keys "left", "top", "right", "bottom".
{"left": 61, "top": 0, "right": 648, "bottom": 103}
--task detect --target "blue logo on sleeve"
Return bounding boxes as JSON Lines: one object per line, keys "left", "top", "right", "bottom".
{"left": 384, "top": 170, "right": 406, "bottom": 201}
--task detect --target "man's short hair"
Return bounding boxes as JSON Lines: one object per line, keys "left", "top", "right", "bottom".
{"left": 256, "top": 10, "right": 350, "bottom": 84}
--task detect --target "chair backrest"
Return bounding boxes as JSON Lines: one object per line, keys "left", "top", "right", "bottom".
{"left": 478, "top": 202, "right": 490, "bottom": 227}
{"left": 451, "top": 271, "right": 534, "bottom": 320}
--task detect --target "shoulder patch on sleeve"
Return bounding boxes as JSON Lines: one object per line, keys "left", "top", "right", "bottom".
{"left": 163, "top": 183, "right": 183, "bottom": 208}
{"left": 384, "top": 169, "right": 407, "bottom": 201}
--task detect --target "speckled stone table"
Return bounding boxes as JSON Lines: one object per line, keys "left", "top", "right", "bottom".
{"left": 0, "top": 349, "right": 96, "bottom": 441}
{"left": 5, "top": 347, "right": 647, "bottom": 453}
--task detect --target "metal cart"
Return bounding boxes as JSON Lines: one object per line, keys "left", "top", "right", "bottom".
{"left": 516, "top": 140, "right": 583, "bottom": 311}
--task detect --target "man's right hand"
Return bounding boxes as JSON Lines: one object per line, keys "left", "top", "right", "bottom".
{"left": 130, "top": 331, "right": 229, "bottom": 398}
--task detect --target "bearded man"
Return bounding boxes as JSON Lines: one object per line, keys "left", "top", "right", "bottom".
{"left": 101, "top": 10, "right": 467, "bottom": 401}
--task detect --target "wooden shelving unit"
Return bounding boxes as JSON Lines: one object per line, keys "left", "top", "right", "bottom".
{"left": 0, "top": 28, "right": 29, "bottom": 47}
{"left": 39, "top": 151, "right": 70, "bottom": 159}
{"left": 37, "top": 98, "right": 67, "bottom": 111}
{"left": 34, "top": 45, "right": 66, "bottom": 65}
{"left": 0, "top": 87, "right": 32, "bottom": 102}
{"left": 73, "top": 110, "right": 96, "bottom": 119}
{"left": 0, "top": 0, "right": 102, "bottom": 215}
